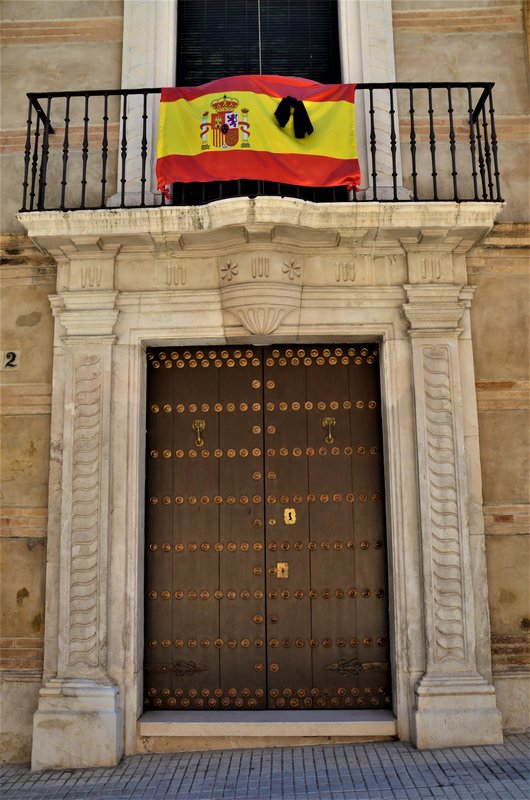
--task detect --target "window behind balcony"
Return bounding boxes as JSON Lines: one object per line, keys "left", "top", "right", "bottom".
{"left": 173, "top": 0, "right": 346, "bottom": 204}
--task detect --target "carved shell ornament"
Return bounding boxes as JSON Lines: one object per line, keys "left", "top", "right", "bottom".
{"left": 232, "top": 306, "right": 289, "bottom": 336}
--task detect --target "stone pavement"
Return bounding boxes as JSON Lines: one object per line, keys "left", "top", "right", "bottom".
{"left": 0, "top": 734, "right": 528, "bottom": 800}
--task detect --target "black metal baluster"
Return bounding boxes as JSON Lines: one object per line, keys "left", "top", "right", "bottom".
{"left": 487, "top": 88, "right": 502, "bottom": 201}
{"left": 17, "top": 83, "right": 506, "bottom": 212}
{"left": 21, "top": 97, "right": 34, "bottom": 212}
{"left": 427, "top": 86, "right": 438, "bottom": 200}
{"left": 447, "top": 86, "right": 458, "bottom": 201}
{"left": 481, "top": 105, "right": 494, "bottom": 200}
{"left": 408, "top": 87, "right": 418, "bottom": 201}
{"left": 37, "top": 96, "right": 52, "bottom": 210}
{"left": 140, "top": 91, "right": 148, "bottom": 207}
{"left": 120, "top": 93, "right": 128, "bottom": 207}
{"left": 368, "top": 87, "right": 377, "bottom": 200}
{"left": 60, "top": 95, "right": 71, "bottom": 210}
{"left": 100, "top": 93, "right": 109, "bottom": 207}
{"left": 475, "top": 116, "right": 487, "bottom": 199}
{"left": 389, "top": 87, "right": 398, "bottom": 201}
{"left": 467, "top": 86, "right": 479, "bottom": 200}
{"left": 29, "top": 114, "right": 41, "bottom": 212}
{"left": 80, "top": 95, "right": 90, "bottom": 209}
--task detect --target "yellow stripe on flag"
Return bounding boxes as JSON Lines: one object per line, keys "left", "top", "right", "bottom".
{"left": 157, "top": 91, "right": 357, "bottom": 160}
{"left": 156, "top": 76, "right": 360, "bottom": 194}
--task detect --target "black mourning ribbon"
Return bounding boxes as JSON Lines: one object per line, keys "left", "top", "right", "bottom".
{"left": 275, "top": 96, "right": 314, "bottom": 138}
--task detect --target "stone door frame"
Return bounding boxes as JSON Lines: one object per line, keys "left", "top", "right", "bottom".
{"left": 21, "top": 199, "right": 503, "bottom": 769}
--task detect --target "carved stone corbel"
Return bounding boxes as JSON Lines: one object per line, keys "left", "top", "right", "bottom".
{"left": 221, "top": 282, "right": 302, "bottom": 336}
{"left": 219, "top": 252, "right": 303, "bottom": 337}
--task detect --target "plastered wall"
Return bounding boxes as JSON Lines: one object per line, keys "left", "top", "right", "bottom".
{"left": 392, "top": 0, "right": 530, "bottom": 221}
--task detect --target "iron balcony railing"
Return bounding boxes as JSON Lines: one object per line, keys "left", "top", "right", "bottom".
{"left": 20, "top": 82, "right": 502, "bottom": 212}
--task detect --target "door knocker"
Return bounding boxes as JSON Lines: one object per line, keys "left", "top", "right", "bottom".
{"left": 322, "top": 416, "right": 336, "bottom": 444}
{"left": 192, "top": 419, "right": 206, "bottom": 447}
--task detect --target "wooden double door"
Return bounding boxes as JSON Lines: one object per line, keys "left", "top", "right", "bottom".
{"left": 144, "top": 344, "right": 391, "bottom": 711}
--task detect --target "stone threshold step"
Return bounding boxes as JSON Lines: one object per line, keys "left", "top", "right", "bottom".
{"left": 138, "top": 709, "right": 397, "bottom": 738}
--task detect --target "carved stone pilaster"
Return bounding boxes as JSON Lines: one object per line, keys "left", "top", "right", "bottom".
{"left": 63, "top": 351, "right": 107, "bottom": 671}
{"left": 403, "top": 286, "right": 503, "bottom": 748}
{"left": 31, "top": 292, "right": 122, "bottom": 770}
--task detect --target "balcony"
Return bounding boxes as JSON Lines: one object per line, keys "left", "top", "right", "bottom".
{"left": 20, "top": 82, "right": 502, "bottom": 213}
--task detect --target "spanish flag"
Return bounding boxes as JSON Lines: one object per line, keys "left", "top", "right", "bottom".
{"left": 156, "top": 75, "right": 359, "bottom": 197}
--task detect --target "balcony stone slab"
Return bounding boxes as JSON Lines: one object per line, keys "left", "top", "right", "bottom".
{"left": 18, "top": 199, "right": 502, "bottom": 259}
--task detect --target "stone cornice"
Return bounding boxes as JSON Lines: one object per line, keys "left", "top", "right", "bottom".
{"left": 17, "top": 201, "right": 503, "bottom": 258}
{"left": 51, "top": 291, "right": 119, "bottom": 338}
{"left": 402, "top": 284, "right": 470, "bottom": 333}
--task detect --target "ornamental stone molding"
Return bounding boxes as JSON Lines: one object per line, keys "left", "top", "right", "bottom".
{"left": 19, "top": 199, "right": 504, "bottom": 768}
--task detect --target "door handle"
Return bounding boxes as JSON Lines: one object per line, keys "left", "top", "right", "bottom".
{"left": 322, "top": 416, "right": 336, "bottom": 444}
{"left": 192, "top": 418, "right": 205, "bottom": 447}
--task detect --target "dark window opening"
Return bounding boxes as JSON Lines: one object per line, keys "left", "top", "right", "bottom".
{"left": 174, "top": 0, "right": 347, "bottom": 204}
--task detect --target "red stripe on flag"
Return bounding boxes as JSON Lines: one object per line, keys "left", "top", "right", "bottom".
{"left": 161, "top": 76, "right": 355, "bottom": 104}
{"left": 157, "top": 150, "right": 360, "bottom": 190}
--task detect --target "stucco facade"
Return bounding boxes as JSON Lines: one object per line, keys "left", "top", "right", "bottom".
{"left": 0, "top": 0, "right": 528, "bottom": 767}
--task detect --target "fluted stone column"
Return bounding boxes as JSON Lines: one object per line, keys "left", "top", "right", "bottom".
{"left": 403, "top": 285, "right": 503, "bottom": 748}
{"left": 31, "top": 288, "right": 122, "bottom": 770}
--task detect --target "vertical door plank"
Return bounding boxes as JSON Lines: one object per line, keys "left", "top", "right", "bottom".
{"left": 144, "top": 350, "right": 176, "bottom": 706}
{"left": 264, "top": 346, "right": 312, "bottom": 709}
{"left": 171, "top": 348, "right": 220, "bottom": 707}
{"left": 305, "top": 346, "right": 356, "bottom": 708}
{"left": 218, "top": 347, "right": 266, "bottom": 708}
{"left": 349, "top": 345, "right": 391, "bottom": 709}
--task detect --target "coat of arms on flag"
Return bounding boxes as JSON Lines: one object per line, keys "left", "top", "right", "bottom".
{"left": 156, "top": 74, "right": 359, "bottom": 198}
{"left": 200, "top": 95, "right": 251, "bottom": 150}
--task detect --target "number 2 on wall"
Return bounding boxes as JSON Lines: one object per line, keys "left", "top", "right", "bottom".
{"left": 0, "top": 351, "right": 20, "bottom": 370}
